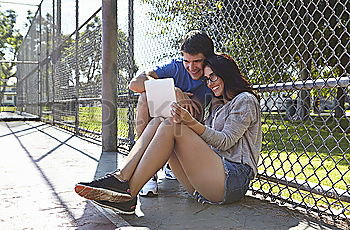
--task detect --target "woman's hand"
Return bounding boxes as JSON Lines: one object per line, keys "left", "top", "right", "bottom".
{"left": 171, "top": 102, "right": 195, "bottom": 125}
{"left": 175, "top": 88, "right": 201, "bottom": 117}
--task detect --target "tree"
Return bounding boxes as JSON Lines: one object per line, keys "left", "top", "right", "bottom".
{"left": 51, "top": 15, "right": 136, "bottom": 99}
{"left": 0, "top": 6, "right": 23, "bottom": 105}
{"left": 142, "top": 0, "right": 349, "bottom": 119}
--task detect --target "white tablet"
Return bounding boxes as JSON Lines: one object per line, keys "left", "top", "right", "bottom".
{"left": 144, "top": 78, "right": 176, "bottom": 117}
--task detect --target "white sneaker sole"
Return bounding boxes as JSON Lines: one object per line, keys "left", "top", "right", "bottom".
{"left": 75, "top": 184, "right": 132, "bottom": 202}
{"left": 139, "top": 187, "right": 158, "bottom": 197}
{"left": 91, "top": 200, "right": 135, "bottom": 215}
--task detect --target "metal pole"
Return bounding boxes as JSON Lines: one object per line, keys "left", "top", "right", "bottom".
{"left": 52, "top": 0, "right": 61, "bottom": 125}
{"left": 49, "top": 0, "right": 55, "bottom": 124}
{"left": 57, "top": 0, "right": 61, "bottom": 41}
{"left": 45, "top": 22, "right": 49, "bottom": 107}
{"left": 101, "top": 0, "right": 117, "bottom": 151}
{"left": 127, "top": 0, "right": 135, "bottom": 148}
{"left": 38, "top": 4, "right": 42, "bottom": 118}
{"left": 74, "top": 0, "right": 80, "bottom": 135}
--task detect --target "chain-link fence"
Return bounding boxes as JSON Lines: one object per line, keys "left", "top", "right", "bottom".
{"left": 17, "top": 0, "right": 103, "bottom": 136}
{"left": 16, "top": 0, "right": 349, "bottom": 226}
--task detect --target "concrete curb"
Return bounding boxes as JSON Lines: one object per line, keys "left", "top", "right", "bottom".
{"left": 92, "top": 151, "right": 132, "bottom": 228}
{"left": 0, "top": 111, "right": 39, "bottom": 121}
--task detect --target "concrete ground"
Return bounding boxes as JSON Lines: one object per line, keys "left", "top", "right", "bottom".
{"left": 0, "top": 120, "right": 115, "bottom": 229}
{"left": 0, "top": 119, "right": 346, "bottom": 230}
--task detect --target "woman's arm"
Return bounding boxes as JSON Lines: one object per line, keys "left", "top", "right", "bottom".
{"left": 201, "top": 93, "right": 259, "bottom": 151}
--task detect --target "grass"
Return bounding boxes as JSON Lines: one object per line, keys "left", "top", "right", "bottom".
{"left": 252, "top": 113, "right": 350, "bottom": 215}
{"left": 260, "top": 113, "right": 349, "bottom": 189}
{"left": 0, "top": 106, "right": 16, "bottom": 112}
{"left": 45, "top": 107, "right": 132, "bottom": 138}
{"left": 78, "top": 107, "right": 131, "bottom": 138}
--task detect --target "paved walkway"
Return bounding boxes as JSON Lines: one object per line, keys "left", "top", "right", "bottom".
{"left": 0, "top": 121, "right": 115, "bottom": 229}
{"left": 0, "top": 111, "right": 39, "bottom": 121}
{"left": 0, "top": 121, "right": 345, "bottom": 230}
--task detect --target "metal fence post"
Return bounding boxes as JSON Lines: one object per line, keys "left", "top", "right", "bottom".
{"left": 127, "top": 0, "right": 135, "bottom": 148}
{"left": 52, "top": 0, "right": 61, "bottom": 124}
{"left": 45, "top": 21, "right": 49, "bottom": 112}
{"left": 74, "top": 0, "right": 80, "bottom": 135}
{"left": 101, "top": 0, "right": 117, "bottom": 152}
{"left": 38, "top": 4, "right": 42, "bottom": 117}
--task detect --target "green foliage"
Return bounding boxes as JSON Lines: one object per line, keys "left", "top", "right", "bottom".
{"left": 141, "top": 0, "right": 349, "bottom": 84}
{"left": 24, "top": 10, "right": 34, "bottom": 28}
{"left": 257, "top": 113, "right": 350, "bottom": 213}
{"left": 0, "top": 7, "right": 23, "bottom": 75}
{"left": 53, "top": 16, "right": 136, "bottom": 92}
{"left": 0, "top": 6, "right": 26, "bottom": 104}
{"left": 0, "top": 106, "right": 16, "bottom": 112}
{"left": 0, "top": 9, "right": 21, "bottom": 56}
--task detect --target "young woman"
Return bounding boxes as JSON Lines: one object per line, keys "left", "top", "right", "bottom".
{"left": 75, "top": 54, "right": 262, "bottom": 214}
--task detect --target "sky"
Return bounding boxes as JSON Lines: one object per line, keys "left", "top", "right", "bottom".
{"left": 0, "top": 0, "right": 41, "bottom": 35}
{"left": 1, "top": 0, "right": 179, "bottom": 85}
{"left": 0, "top": 0, "right": 106, "bottom": 36}
{"left": 0, "top": 0, "right": 103, "bottom": 85}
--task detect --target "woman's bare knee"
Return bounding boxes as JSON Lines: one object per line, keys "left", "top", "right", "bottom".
{"left": 159, "top": 118, "right": 187, "bottom": 137}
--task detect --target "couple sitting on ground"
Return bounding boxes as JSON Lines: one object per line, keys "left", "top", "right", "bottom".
{"left": 74, "top": 30, "right": 262, "bottom": 215}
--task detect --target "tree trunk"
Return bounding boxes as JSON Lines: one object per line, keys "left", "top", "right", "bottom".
{"left": 335, "top": 87, "right": 346, "bottom": 118}
{"left": 0, "top": 85, "right": 5, "bottom": 106}
{"left": 334, "top": 54, "right": 348, "bottom": 118}
{"left": 296, "top": 52, "right": 311, "bottom": 120}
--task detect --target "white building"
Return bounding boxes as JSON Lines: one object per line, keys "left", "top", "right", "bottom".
{"left": 1, "top": 86, "right": 16, "bottom": 106}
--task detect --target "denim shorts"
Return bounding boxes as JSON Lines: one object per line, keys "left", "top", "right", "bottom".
{"left": 193, "top": 158, "right": 253, "bottom": 205}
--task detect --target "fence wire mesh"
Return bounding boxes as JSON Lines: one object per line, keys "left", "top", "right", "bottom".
{"left": 15, "top": 0, "right": 349, "bottom": 226}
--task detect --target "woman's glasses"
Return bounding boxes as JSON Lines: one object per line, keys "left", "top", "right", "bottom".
{"left": 201, "top": 73, "right": 219, "bottom": 84}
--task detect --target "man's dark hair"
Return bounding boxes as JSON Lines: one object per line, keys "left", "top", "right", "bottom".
{"left": 180, "top": 30, "right": 214, "bottom": 58}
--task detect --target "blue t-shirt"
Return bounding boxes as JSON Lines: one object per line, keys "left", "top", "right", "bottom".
{"left": 154, "top": 59, "right": 212, "bottom": 106}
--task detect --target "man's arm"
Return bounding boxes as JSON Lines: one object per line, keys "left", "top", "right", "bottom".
{"left": 128, "top": 70, "right": 159, "bottom": 93}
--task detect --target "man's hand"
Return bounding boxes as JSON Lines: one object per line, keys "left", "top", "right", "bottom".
{"left": 128, "top": 70, "right": 159, "bottom": 93}
{"left": 175, "top": 88, "right": 201, "bottom": 119}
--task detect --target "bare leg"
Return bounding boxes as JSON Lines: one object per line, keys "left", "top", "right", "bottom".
{"left": 168, "top": 153, "right": 195, "bottom": 194}
{"left": 117, "top": 118, "right": 162, "bottom": 181}
{"left": 135, "top": 92, "right": 150, "bottom": 137}
{"left": 125, "top": 118, "right": 225, "bottom": 202}
{"left": 173, "top": 123, "right": 226, "bottom": 202}
{"left": 128, "top": 119, "right": 176, "bottom": 196}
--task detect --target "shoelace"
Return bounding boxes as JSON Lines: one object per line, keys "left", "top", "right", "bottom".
{"left": 106, "top": 169, "right": 120, "bottom": 175}
{"left": 94, "top": 173, "right": 115, "bottom": 182}
{"left": 102, "top": 169, "right": 127, "bottom": 182}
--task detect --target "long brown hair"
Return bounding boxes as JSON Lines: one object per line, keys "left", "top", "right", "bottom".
{"left": 204, "top": 54, "right": 257, "bottom": 101}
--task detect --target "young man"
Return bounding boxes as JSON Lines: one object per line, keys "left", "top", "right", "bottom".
{"left": 83, "top": 30, "right": 215, "bottom": 214}
{"left": 130, "top": 30, "right": 214, "bottom": 134}
{"left": 129, "top": 30, "right": 215, "bottom": 197}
